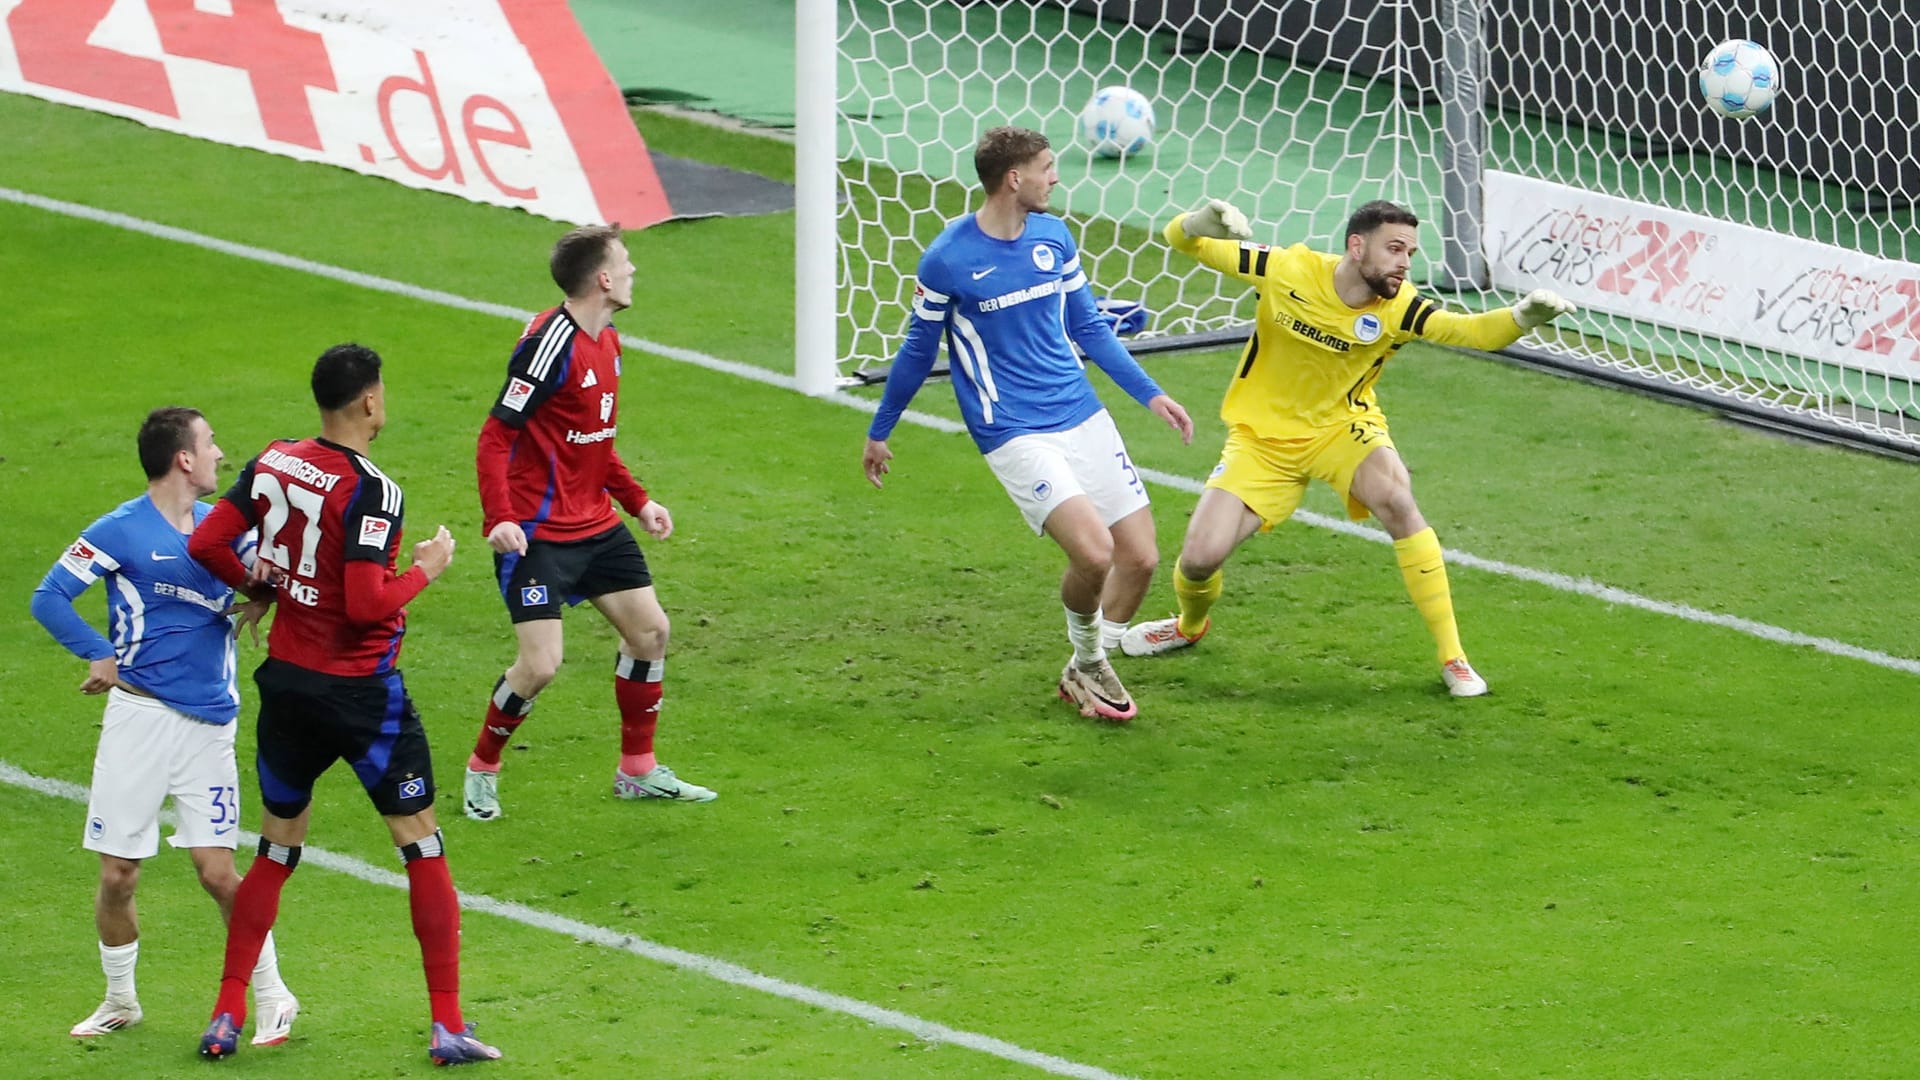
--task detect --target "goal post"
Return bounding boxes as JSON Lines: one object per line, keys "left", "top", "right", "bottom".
{"left": 794, "top": 0, "right": 838, "bottom": 397}
{"left": 799, "top": 0, "right": 1920, "bottom": 457}
{"left": 1436, "top": 0, "right": 1487, "bottom": 291}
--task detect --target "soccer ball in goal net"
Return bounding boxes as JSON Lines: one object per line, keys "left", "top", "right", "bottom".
{"left": 814, "top": 0, "right": 1920, "bottom": 456}
{"left": 1077, "top": 86, "right": 1156, "bottom": 159}
{"left": 1697, "top": 39, "right": 1783, "bottom": 121}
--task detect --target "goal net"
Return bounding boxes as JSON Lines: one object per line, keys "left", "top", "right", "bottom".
{"left": 823, "top": 0, "right": 1920, "bottom": 455}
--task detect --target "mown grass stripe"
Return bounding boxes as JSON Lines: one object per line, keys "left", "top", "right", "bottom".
{"left": 0, "top": 759, "right": 1136, "bottom": 1080}
{"left": 3, "top": 182, "right": 1908, "bottom": 683}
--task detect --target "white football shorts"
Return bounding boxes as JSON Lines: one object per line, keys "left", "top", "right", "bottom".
{"left": 85, "top": 687, "right": 242, "bottom": 859}
{"left": 983, "top": 409, "right": 1151, "bottom": 535}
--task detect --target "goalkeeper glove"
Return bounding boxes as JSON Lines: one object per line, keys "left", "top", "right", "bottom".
{"left": 1511, "top": 288, "right": 1576, "bottom": 330}
{"left": 1181, "top": 198, "right": 1252, "bottom": 241}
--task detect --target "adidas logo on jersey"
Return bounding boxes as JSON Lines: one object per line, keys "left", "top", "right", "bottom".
{"left": 581, "top": 369, "right": 598, "bottom": 388}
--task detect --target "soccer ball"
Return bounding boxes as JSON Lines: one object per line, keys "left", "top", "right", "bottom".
{"left": 1077, "top": 86, "right": 1155, "bottom": 158}
{"left": 1697, "top": 39, "right": 1782, "bottom": 120}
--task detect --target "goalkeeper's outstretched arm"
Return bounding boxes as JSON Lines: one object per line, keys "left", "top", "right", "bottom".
{"left": 1418, "top": 289, "right": 1579, "bottom": 351}
{"left": 1177, "top": 198, "right": 1251, "bottom": 242}
{"left": 1510, "top": 289, "right": 1576, "bottom": 330}
{"left": 1162, "top": 199, "right": 1266, "bottom": 285}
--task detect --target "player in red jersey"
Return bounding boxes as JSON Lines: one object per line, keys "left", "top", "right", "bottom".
{"left": 187, "top": 344, "right": 500, "bottom": 1065}
{"left": 462, "top": 225, "right": 715, "bottom": 820}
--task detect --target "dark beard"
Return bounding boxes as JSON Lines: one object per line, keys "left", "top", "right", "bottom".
{"left": 1362, "top": 270, "right": 1399, "bottom": 300}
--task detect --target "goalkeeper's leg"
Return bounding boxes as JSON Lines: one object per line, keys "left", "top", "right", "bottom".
{"left": 1348, "top": 445, "right": 1487, "bottom": 696}
{"left": 1121, "top": 488, "right": 1264, "bottom": 656}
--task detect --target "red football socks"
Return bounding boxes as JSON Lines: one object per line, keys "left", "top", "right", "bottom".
{"left": 212, "top": 853, "right": 294, "bottom": 1023}
{"left": 405, "top": 855, "right": 464, "bottom": 1031}
{"left": 615, "top": 666, "right": 661, "bottom": 777}
{"left": 470, "top": 675, "right": 533, "bottom": 770}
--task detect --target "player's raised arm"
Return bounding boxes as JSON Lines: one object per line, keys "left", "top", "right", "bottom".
{"left": 1511, "top": 288, "right": 1577, "bottom": 330}
{"left": 1412, "top": 288, "right": 1578, "bottom": 352}
{"left": 1178, "top": 198, "right": 1252, "bottom": 241}
{"left": 1162, "top": 198, "right": 1259, "bottom": 283}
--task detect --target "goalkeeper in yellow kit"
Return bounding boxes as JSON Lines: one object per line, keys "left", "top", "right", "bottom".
{"left": 1120, "top": 198, "right": 1576, "bottom": 696}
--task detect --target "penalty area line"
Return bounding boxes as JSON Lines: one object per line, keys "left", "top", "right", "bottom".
{"left": 2, "top": 185, "right": 1911, "bottom": 678}
{"left": 0, "top": 759, "right": 1137, "bottom": 1080}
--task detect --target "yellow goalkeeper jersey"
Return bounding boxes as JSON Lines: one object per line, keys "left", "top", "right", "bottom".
{"left": 1164, "top": 215, "right": 1527, "bottom": 439}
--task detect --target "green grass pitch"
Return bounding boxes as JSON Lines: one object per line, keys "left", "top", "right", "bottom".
{"left": 2, "top": 92, "right": 1919, "bottom": 1078}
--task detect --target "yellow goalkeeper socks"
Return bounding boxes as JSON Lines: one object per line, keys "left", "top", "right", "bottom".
{"left": 1394, "top": 527, "right": 1465, "bottom": 663}
{"left": 1173, "top": 565, "right": 1223, "bottom": 639}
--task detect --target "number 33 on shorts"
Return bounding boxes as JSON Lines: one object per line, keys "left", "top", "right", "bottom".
{"left": 1114, "top": 450, "right": 1143, "bottom": 494}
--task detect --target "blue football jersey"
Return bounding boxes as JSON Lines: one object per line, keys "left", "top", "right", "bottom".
{"left": 31, "top": 495, "right": 252, "bottom": 724}
{"left": 869, "top": 212, "right": 1163, "bottom": 453}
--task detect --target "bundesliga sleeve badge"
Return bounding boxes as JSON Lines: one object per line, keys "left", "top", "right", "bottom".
{"left": 357, "top": 516, "right": 393, "bottom": 549}
{"left": 501, "top": 377, "right": 536, "bottom": 412}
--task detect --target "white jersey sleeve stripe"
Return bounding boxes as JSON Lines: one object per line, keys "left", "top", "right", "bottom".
{"left": 360, "top": 459, "right": 402, "bottom": 516}
{"left": 950, "top": 311, "right": 1000, "bottom": 425}
{"left": 947, "top": 333, "right": 993, "bottom": 426}
{"left": 111, "top": 573, "right": 146, "bottom": 669}
{"left": 1061, "top": 271, "right": 1088, "bottom": 293}
{"left": 527, "top": 314, "right": 573, "bottom": 381}
{"left": 222, "top": 635, "right": 239, "bottom": 709}
{"left": 1056, "top": 293, "right": 1086, "bottom": 367}
{"left": 1060, "top": 256, "right": 1081, "bottom": 276}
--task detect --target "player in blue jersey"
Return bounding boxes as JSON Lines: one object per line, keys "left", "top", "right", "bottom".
{"left": 30, "top": 407, "right": 298, "bottom": 1044}
{"left": 862, "top": 126, "right": 1194, "bottom": 721}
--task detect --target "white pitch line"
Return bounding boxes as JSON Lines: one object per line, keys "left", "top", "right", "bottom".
{"left": 1131, "top": 465, "right": 1920, "bottom": 677}
{"left": 0, "top": 760, "right": 1136, "bottom": 1080}
{"left": 3, "top": 183, "right": 1912, "bottom": 682}
{"left": 0, "top": 186, "right": 965, "bottom": 436}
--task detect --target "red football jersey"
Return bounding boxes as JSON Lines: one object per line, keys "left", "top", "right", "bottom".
{"left": 479, "top": 306, "right": 647, "bottom": 543}
{"left": 220, "top": 438, "right": 411, "bottom": 676}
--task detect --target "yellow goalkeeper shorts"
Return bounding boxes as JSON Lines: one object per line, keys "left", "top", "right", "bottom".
{"left": 1203, "top": 418, "right": 1395, "bottom": 528}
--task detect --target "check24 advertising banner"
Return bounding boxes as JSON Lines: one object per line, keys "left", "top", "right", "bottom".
{"left": 1484, "top": 170, "right": 1920, "bottom": 380}
{"left": 0, "top": 0, "right": 672, "bottom": 228}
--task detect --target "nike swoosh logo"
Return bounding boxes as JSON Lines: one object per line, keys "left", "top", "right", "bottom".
{"left": 151, "top": 552, "right": 179, "bottom": 561}
{"left": 213, "top": 825, "right": 235, "bottom": 835}
{"left": 1288, "top": 290, "right": 1307, "bottom": 302}
{"left": 1068, "top": 670, "right": 1130, "bottom": 711}
{"left": 971, "top": 267, "right": 996, "bottom": 280}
